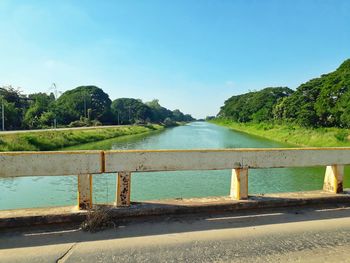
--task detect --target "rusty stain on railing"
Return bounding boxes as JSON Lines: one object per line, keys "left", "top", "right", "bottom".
{"left": 100, "top": 151, "right": 106, "bottom": 173}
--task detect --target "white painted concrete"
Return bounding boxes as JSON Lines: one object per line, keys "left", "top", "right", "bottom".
{"left": 1, "top": 148, "right": 349, "bottom": 208}
{"left": 230, "top": 168, "right": 248, "bottom": 200}
{"left": 104, "top": 148, "right": 350, "bottom": 172}
{"left": 0, "top": 151, "right": 103, "bottom": 177}
{"left": 323, "top": 165, "right": 344, "bottom": 193}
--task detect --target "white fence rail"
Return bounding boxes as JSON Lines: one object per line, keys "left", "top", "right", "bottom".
{"left": 0, "top": 148, "right": 349, "bottom": 209}
{"left": 0, "top": 151, "right": 103, "bottom": 177}
{"left": 105, "top": 148, "right": 350, "bottom": 171}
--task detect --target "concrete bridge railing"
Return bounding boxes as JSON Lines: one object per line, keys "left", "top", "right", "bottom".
{"left": 0, "top": 147, "right": 349, "bottom": 209}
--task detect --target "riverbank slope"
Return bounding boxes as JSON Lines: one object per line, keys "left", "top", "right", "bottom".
{"left": 210, "top": 119, "right": 350, "bottom": 147}
{"left": 0, "top": 124, "right": 164, "bottom": 151}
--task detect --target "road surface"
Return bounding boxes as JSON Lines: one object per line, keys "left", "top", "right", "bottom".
{"left": 1, "top": 206, "right": 350, "bottom": 262}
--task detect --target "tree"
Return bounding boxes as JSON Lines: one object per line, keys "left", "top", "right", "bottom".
{"left": 0, "top": 98, "right": 22, "bottom": 130}
{"left": 24, "top": 93, "right": 55, "bottom": 128}
{"left": 218, "top": 87, "right": 293, "bottom": 123}
{"left": 111, "top": 98, "right": 152, "bottom": 124}
{"left": 0, "top": 84, "right": 195, "bottom": 129}
{"left": 55, "top": 86, "right": 112, "bottom": 125}
{"left": 163, "top": 117, "right": 176, "bottom": 127}
{"left": 0, "top": 86, "right": 27, "bottom": 129}
{"left": 172, "top": 109, "right": 185, "bottom": 122}
{"left": 274, "top": 59, "right": 350, "bottom": 127}
{"left": 146, "top": 99, "right": 173, "bottom": 123}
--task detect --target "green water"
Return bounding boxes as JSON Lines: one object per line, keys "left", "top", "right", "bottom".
{"left": 1, "top": 122, "right": 349, "bottom": 210}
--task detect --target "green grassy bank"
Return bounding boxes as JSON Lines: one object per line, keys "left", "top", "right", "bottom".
{"left": 0, "top": 124, "right": 164, "bottom": 151}
{"left": 210, "top": 119, "right": 350, "bottom": 147}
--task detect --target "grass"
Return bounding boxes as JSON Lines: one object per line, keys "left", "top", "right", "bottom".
{"left": 210, "top": 119, "right": 350, "bottom": 147}
{"left": 0, "top": 124, "right": 164, "bottom": 151}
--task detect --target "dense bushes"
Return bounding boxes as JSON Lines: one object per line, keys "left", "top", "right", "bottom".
{"left": 218, "top": 87, "right": 294, "bottom": 122}
{"left": 218, "top": 59, "right": 350, "bottom": 128}
{"left": 0, "top": 85, "right": 194, "bottom": 130}
{"left": 275, "top": 59, "right": 350, "bottom": 127}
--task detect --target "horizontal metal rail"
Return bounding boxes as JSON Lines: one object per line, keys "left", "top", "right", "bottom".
{"left": 0, "top": 148, "right": 349, "bottom": 209}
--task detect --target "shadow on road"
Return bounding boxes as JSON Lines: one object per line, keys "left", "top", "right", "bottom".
{"left": 1, "top": 203, "right": 350, "bottom": 250}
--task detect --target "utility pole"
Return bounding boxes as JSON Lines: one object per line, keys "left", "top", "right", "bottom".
{"left": 84, "top": 94, "right": 87, "bottom": 118}
{"left": 1, "top": 100, "right": 4, "bottom": 131}
{"left": 128, "top": 106, "right": 131, "bottom": 123}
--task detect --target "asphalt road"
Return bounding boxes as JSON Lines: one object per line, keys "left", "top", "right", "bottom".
{"left": 1, "top": 206, "right": 350, "bottom": 262}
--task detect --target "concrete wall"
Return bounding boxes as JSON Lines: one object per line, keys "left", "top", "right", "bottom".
{"left": 0, "top": 148, "right": 349, "bottom": 209}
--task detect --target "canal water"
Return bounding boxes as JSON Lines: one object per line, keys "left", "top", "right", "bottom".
{"left": 1, "top": 122, "right": 349, "bottom": 210}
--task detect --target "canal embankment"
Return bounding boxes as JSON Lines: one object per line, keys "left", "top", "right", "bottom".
{"left": 210, "top": 119, "right": 350, "bottom": 147}
{"left": 0, "top": 124, "right": 164, "bottom": 151}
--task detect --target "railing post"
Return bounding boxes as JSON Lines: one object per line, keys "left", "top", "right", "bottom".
{"left": 230, "top": 167, "right": 248, "bottom": 200}
{"left": 116, "top": 171, "right": 131, "bottom": 207}
{"left": 323, "top": 165, "right": 344, "bottom": 193}
{"left": 78, "top": 174, "right": 93, "bottom": 209}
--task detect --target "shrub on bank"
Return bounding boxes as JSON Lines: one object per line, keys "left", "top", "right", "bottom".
{"left": 210, "top": 118, "right": 350, "bottom": 147}
{"left": 0, "top": 125, "right": 164, "bottom": 151}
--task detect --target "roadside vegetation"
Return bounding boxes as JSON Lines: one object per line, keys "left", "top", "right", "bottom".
{"left": 0, "top": 124, "right": 163, "bottom": 151}
{"left": 0, "top": 85, "right": 194, "bottom": 130}
{"left": 212, "top": 58, "right": 350, "bottom": 147}
{"left": 211, "top": 119, "right": 350, "bottom": 147}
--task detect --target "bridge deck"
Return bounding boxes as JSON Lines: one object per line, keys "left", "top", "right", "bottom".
{"left": 1, "top": 189, "right": 349, "bottom": 228}
{"left": 1, "top": 202, "right": 350, "bottom": 263}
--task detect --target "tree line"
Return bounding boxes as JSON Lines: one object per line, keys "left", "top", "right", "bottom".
{"left": 0, "top": 85, "right": 194, "bottom": 130}
{"left": 218, "top": 58, "right": 350, "bottom": 128}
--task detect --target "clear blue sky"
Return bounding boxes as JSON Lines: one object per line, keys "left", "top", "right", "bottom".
{"left": 1, "top": 0, "right": 349, "bottom": 118}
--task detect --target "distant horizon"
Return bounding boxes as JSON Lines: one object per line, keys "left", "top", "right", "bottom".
{"left": 1, "top": 0, "right": 350, "bottom": 118}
